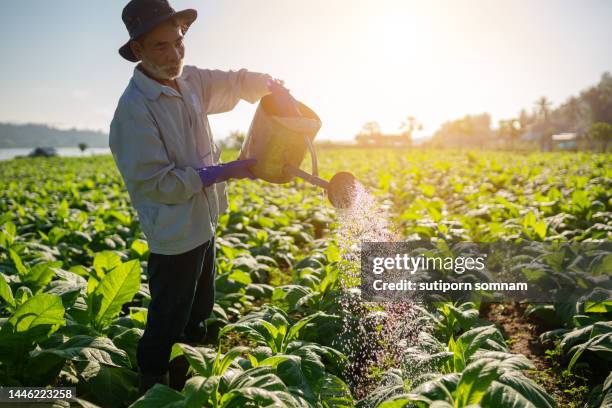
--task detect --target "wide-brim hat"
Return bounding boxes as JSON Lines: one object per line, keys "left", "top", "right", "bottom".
{"left": 119, "top": 0, "right": 197, "bottom": 62}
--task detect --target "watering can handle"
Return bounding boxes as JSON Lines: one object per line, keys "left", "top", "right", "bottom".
{"left": 281, "top": 134, "right": 329, "bottom": 189}
{"left": 304, "top": 135, "right": 318, "bottom": 177}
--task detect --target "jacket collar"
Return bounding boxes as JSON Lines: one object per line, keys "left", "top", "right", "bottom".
{"left": 132, "top": 64, "right": 190, "bottom": 100}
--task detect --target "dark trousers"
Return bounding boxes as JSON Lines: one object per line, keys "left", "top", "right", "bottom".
{"left": 137, "top": 238, "right": 216, "bottom": 375}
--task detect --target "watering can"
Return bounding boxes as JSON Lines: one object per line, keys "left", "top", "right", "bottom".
{"left": 239, "top": 94, "right": 357, "bottom": 209}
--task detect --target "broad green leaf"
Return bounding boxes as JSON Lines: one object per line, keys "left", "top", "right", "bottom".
{"left": 471, "top": 351, "right": 534, "bottom": 372}
{"left": 481, "top": 381, "right": 541, "bottom": 408}
{"left": 93, "top": 251, "right": 122, "bottom": 278}
{"left": 78, "top": 362, "right": 139, "bottom": 407}
{"left": 318, "top": 373, "right": 354, "bottom": 407}
{"left": 25, "top": 261, "right": 62, "bottom": 289}
{"left": 7, "top": 293, "right": 64, "bottom": 333}
{"left": 219, "top": 387, "right": 286, "bottom": 407}
{"left": 130, "top": 384, "right": 185, "bottom": 408}
{"left": 183, "top": 375, "right": 221, "bottom": 408}
{"left": 171, "top": 343, "right": 216, "bottom": 377}
{"left": 287, "top": 311, "right": 326, "bottom": 343}
{"left": 32, "top": 335, "right": 130, "bottom": 368}
{"left": 225, "top": 366, "right": 287, "bottom": 391}
{"left": 90, "top": 260, "right": 141, "bottom": 329}
{"left": 493, "top": 371, "right": 555, "bottom": 408}
{"left": 454, "top": 359, "right": 500, "bottom": 406}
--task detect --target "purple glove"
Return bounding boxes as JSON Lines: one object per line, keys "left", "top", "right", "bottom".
{"left": 196, "top": 159, "right": 257, "bottom": 188}
{"left": 266, "top": 78, "right": 301, "bottom": 117}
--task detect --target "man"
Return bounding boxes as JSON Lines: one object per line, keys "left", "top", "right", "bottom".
{"left": 109, "top": 0, "right": 288, "bottom": 392}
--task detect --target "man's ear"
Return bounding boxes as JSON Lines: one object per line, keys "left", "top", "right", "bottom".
{"left": 129, "top": 40, "right": 143, "bottom": 60}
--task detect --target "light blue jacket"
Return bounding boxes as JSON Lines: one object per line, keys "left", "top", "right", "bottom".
{"left": 109, "top": 65, "right": 271, "bottom": 255}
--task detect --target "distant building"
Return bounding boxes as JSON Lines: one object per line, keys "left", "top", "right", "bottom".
{"left": 520, "top": 122, "right": 549, "bottom": 151}
{"left": 355, "top": 133, "right": 411, "bottom": 147}
{"left": 551, "top": 132, "right": 578, "bottom": 151}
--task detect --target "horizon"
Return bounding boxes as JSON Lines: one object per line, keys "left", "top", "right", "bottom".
{"left": 1, "top": 0, "right": 611, "bottom": 141}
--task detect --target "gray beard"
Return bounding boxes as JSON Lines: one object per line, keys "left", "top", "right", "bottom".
{"left": 140, "top": 56, "right": 184, "bottom": 80}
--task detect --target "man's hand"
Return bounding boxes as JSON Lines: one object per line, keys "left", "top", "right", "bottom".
{"left": 266, "top": 77, "right": 287, "bottom": 91}
{"left": 196, "top": 159, "right": 257, "bottom": 187}
{"left": 266, "top": 78, "right": 301, "bottom": 117}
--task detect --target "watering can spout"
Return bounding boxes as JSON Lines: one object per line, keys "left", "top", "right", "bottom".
{"left": 282, "top": 165, "right": 359, "bottom": 209}
{"left": 327, "top": 171, "right": 359, "bottom": 209}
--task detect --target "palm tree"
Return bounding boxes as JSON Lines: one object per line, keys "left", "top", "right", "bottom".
{"left": 399, "top": 116, "right": 423, "bottom": 137}
{"left": 355, "top": 121, "right": 381, "bottom": 145}
{"left": 534, "top": 96, "right": 552, "bottom": 121}
{"left": 361, "top": 121, "right": 381, "bottom": 136}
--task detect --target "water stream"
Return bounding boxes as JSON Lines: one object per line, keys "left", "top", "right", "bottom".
{"left": 332, "top": 182, "right": 429, "bottom": 398}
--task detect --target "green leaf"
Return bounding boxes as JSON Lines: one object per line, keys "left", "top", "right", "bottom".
{"left": 4, "top": 221, "right": 17, "bottom": 240}
{"left": 93, "top": 251, "right": 122, "bottom": 279}
{"left": 72, "top": 397, "right": 104, "bottom": 408}
{"left": 129, "top": 308, "right": 148, "bottom": 329}
{"left": 0, "top": 273, "right": 15, "bottom": 308}
{"left": 112, "top": 327, "right": 143, "bottom": 368}
{"left": 90, "top": 260, "right": 141, "bottom": 329}
{"left": 219, "top": 320, "right": 281, "bottom": 352}
{"left": 215, "top": 346, "right": 249, "bottom": 376}
{"left": 584, "top": 301, "right": 612, "bottom": 313}
{"left": 456, "top": 325, "right": 507, "bottom": 363}
{"left": 23, "top": 350, "right": 67, "bottom": 386}
{"left": 454, "top": 359, "right": 500, "bottom": 406}
{"left": 225, "top": 366, "right": 287, "bottom": 391}
{"left": 227, "top": 270, "right": 252, "bottom": 285}
{"left": 220, "top": 387, "right": 288, "bottom": 406}
{"left": 14, "top": 285, "right": 33, "bottom": 307}
{"left": 130, "top": 384, "right": 184, "bottom": 408}
{"left": 490, "top": 371, "right": 555, "bottom": 408}
{"left": 533, "top": 220, "right": 547, "bottom": 240}
{"left": 9, "top": 249, "right": 28, "bottom": 276}
{"left": 183, "top": 375, "right": 221, "bottom": 408}
{"left": 318, "top": 373, "right": 354, "bottom": 407}
{"left": 413, "top": 373, "right": 460, "bottom": 402}
{"left": 7, "top": 293, "right": 65, "bottom": 333}
{"left": 130, "top": 239, "right": 149, "bottom": 258}
{"left": 287, "top": 311, "right": 327, "bottom": 343}
{"left": 378, "top": 397, "right": 435, "bottom": 408}
{"left": 571, "top": 189, "right": 591, "bottom": 211}
{"left": 77, "top": 362, "right": 139, "bottom": 407}
{"left": 33, "top": 335, "right": 131, "bottom": 368}
{"left": 170, "top": 343, "right": 216, "bottom": 377}
{"left": 471, "top": 351, "right": 534, "bottom": 372}
{"left": 25, "top": 261, "right": 62, "bottom": 289}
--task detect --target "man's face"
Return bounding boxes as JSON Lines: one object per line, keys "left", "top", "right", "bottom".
{"left": 131, "top": 20, "right": 185, "bottom": 80}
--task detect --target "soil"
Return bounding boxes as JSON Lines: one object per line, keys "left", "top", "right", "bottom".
{"left": 480, "top": 302, "right": 589, "bottom": 408}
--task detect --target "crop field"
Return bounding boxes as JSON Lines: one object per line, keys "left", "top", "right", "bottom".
{"left": 0, "top": 149, "right": 610, "bottom": 408}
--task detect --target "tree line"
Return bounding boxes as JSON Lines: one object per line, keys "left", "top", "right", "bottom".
{"left": 356, "top": 71, "right": 612, "bottom": 151}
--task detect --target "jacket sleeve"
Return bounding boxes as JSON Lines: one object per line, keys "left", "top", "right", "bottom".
{"left": 198, "top": 68, "right": 272, "bottom": 115}
{"left": 109, "top": 101, "right": 203, "bottom": 205}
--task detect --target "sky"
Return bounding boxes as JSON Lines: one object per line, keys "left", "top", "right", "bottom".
{"left": 0, "top": 0, "right": 611, "bottom": 141}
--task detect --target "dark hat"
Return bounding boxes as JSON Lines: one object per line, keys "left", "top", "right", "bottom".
{"left": 119, "top": 0, "right": 197, "bottom": 62}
